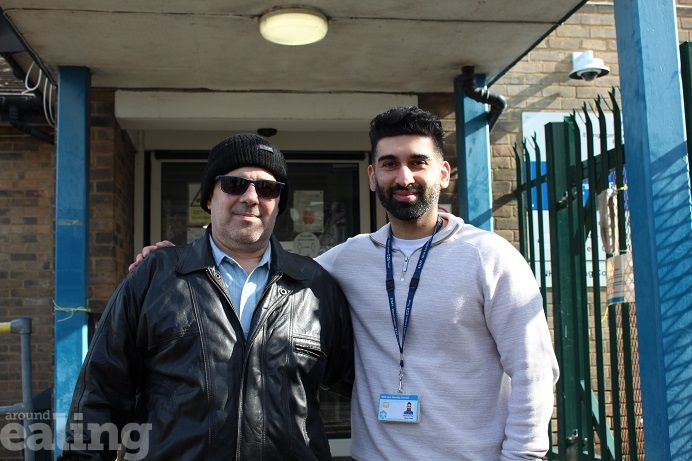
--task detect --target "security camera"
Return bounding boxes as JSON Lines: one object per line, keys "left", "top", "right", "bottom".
{"left": 576, "top": 69, "right": 600, "bottom": 82}
{"left": 569, "top": 51, "right": 609, "bottom": 81}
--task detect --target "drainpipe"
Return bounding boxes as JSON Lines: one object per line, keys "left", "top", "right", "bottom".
{"left": 1, "top": 95, "right": 55, "bottom": 144}
{"left": 460, "top": 66, "right": 507, "bottom": 131}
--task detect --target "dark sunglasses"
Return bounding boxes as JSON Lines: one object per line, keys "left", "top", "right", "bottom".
{"left": 215, "top": 175, "right": 285, "bottom": 199}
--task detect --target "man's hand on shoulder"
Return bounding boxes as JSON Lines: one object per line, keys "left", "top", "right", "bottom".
{"left": 128, "top": 240, "right": 176, "bottom": 272}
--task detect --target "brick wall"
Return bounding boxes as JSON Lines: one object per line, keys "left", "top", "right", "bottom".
{"left": 88, "top": 89, "right": 136, "bottom": 313}
{"left": 417, "top": 4, "right": 622, "bottom": 245}
{"left": 0, "top": 88, "right": 135, "bottom": 459}
{"left": 491, "top": 1, "right": 692, "bottom": 246}
{"left": 491, "top": 2, "right": 620, "bottom": 245}
{"left": 0, "top": 125, "right": 56, "bottom": 460}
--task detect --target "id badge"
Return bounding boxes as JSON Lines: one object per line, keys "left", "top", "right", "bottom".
{"left": 378, "top": 393, "right": 421, "bottom": 423}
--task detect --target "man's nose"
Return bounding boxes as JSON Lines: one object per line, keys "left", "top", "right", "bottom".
{"left": 240, "top": 183, "right": 260, "bottom": 203}
{"left": 395, "top": 166, "right": 414, "bottom": 186}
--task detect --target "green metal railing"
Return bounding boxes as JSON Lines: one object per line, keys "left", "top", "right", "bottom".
{"left": 514, "top": 90, "right": 643, "bottom": 460}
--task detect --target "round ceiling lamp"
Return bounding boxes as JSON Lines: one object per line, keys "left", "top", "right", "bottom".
{"left": 259, "top": 7, "right": 328, "bottom": 46}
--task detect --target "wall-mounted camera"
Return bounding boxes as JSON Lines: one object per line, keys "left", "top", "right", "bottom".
{"left": 569, "top": 51, "right": 609, "bottom": 81}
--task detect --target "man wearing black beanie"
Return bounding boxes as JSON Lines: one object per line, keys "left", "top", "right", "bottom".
{"left": 59, "top": 134, "right": 354, "bottom": 461}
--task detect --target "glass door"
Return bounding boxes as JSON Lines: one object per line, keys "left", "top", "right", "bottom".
{"left": 151, "top": 153, "right": 371, "bottom": 251}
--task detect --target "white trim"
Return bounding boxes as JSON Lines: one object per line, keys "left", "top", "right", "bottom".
{"left": 115, "top": 91, "right": 418, "bottom": 132}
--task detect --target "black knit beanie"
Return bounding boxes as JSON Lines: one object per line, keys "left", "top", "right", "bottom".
{"left": 200, "top": 134, "right": 289, "bottom": 214}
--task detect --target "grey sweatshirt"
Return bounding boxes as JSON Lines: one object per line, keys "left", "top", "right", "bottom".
{"left": 317, "top": 213, "right": 559, "bottom": 461}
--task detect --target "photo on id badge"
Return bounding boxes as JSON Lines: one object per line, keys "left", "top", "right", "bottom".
{"left": 378, "top": 394, "right": 421, "bottom": 423}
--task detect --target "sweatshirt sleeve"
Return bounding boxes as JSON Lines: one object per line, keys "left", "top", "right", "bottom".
{"left": 481, "top": 237, "right": 560, "bottom": 460}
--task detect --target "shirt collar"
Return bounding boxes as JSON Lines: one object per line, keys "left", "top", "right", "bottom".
{"left": 209, "top": 235, "right": 272, "bottom": 269}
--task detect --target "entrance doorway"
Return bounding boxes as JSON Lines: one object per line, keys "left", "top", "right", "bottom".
{"left": 145, "top": 150, "right": 374, "bottom": 455}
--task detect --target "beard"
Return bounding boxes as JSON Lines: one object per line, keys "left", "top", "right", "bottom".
{"left": 375, "top": 182, "right": 440, "bottom": 221}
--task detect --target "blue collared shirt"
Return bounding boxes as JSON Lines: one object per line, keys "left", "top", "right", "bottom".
{"left": 210, "top": 236, "right": 271, "bottom": 335}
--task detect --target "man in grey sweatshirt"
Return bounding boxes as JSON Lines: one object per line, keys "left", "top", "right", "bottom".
{"left": 316, "top": 106, "right": 558, "bottom": 460}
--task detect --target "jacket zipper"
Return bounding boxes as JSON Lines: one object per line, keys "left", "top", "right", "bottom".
{"left": 233, "top": 271, "right": 286, "bottom": 461}
{"left": 371, "top": 221, "right": 455, "bottom": 281}
{"left": 205, "top": 266, "right": 241, "bottom": 449}
{"left": 207, "top": 266, "right": 249, "bottom": 459}
{"left": 245, "top": 272, "right": 283, "bottom": 344}
{"left": 207, "top": 266, "right": 243, "bottom": 332}
{"left": 394, "top": 248, "right": 423, "bottom": 281}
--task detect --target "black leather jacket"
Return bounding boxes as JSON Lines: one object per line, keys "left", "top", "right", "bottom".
{"left": 60, "top": 229, "right": 353, "bottom": 460}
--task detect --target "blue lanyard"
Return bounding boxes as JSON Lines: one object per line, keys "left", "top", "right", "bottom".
{"left": 385, "top": 216, "right": 442, "bottom": 391}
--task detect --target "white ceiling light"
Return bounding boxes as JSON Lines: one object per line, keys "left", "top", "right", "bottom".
{"left": 259, "top": 7, "right": 328, "bottom": 46}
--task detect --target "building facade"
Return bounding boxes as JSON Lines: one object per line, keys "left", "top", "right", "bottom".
{"left": 1, "top": 1, "right": 690, "bottom": 458}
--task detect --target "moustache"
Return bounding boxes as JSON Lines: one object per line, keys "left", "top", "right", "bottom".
{"left": 390, "top": 184, "right": 423, "bottom": 194}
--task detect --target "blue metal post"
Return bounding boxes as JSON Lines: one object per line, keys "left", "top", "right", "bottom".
{"left": 53, "top": 66, "right": 91, "bottom": 459}
{"left": 613, "top": 1, "right": 692, "bottom": 459}
{"left": 454, "top": 73, "right": 493, "bottom": 231}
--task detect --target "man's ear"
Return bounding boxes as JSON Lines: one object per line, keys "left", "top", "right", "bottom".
{"left": 440, "top": 161, "right": 451, "bottom": 188}
{"left": 367, "top": 164, "right": 377, "bottom": 192}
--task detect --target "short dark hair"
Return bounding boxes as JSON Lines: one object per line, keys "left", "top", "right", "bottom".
{"left": 369, "top": 106, "right": 445, "bottom": 162}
